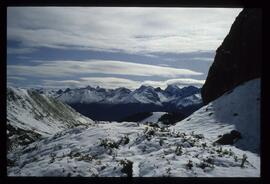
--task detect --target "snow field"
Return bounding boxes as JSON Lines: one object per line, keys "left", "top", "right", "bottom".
{"left": 7, "top": 78, "right": 260, "bottom": 177}
{"left": 8, "top": 121, "right": 259, "bottom": 177}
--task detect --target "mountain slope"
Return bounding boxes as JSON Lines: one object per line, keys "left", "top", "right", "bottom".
{"left": 7, "top": 87, "right": 93, "bottom": 152}
{"left": 172, "top": 78, "right": 260, "bottom": 154}
{"left": 7, "top": 78, "right": 260, "bottom": 176}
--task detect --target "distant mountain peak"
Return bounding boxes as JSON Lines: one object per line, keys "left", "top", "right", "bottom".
{"left": 85, "top": 85, "right": 93, "bottom": 90}
{"left": 115, "top": 87, "right": 131, "bottom": 93}
{"left": 33, "top": 84, "right": 202, "bottom": 121}
{"left": 155, "top": 87, "right": 162, "bottom": 92}
{"left": 138, "top": 85, "right": 150, "bottom": 90}
{"left": 56, "top": 89, "right": 63, "bottom": 94}
{"left": 181, "top": 85, "right": 199, "bottom": 90}
{"left": 64, "top": 88, "right": 71, "bottom": 93}
{"left": 164, "top": 84, "right": 181, "bottom": 95}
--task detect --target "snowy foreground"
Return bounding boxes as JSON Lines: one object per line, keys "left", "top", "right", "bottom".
{"left": 7, "top": 79, "right": 260, "bottom": 177}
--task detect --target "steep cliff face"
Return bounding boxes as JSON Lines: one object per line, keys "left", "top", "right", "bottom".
{"left": 201, "top": 8, "right": 262, "bottom": 104}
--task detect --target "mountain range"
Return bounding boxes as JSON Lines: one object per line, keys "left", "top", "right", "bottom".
{"left": 6, "top": 8, "right": 261, "bottom": 177}
{"left": 32, "top": 84, "right": 202, "bottom": 121}
{"left": 7, "top": 78, "right": 261, "bottom": 177}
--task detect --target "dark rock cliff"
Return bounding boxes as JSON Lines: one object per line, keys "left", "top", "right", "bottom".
{"left": 201, "top": 8, "right": 262, "bottom": 104}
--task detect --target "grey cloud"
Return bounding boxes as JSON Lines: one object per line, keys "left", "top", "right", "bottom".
{"left": 7, "top": 7, "right": 242, "bottom": 54}
{"left": 7, "top": 59, "right": 202, "bottom": 78}
{"left": 39, "top": 77, "right": 205, "bottom": 90}
{"left": 7, "top": 76, "right": 27, "bottom": 81}
{"left": 7, "top": 47, "right": 37, "bottom": 54}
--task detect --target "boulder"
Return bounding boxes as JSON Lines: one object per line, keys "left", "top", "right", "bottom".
{"left": 214, "top": 130, "right": 242, "bottom": 145}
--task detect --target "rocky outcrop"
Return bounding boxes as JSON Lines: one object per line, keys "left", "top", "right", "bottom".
{"left": 214, "top": 130, "right": 242, "bottom": 145}
{"left": 201, "top": 8, "right": 262, "bottom": 104}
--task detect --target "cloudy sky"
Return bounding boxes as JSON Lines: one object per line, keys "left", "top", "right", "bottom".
{"left": 7, "top": 7, "right": 242, "bottom": 89}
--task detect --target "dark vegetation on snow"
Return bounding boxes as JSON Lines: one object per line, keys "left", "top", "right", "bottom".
{"left": 29, "top": 91, "right": 78, "bottom": 124}
{"left": 7, "top": 123, "right": 42, "bottom": 152}
{"left": 7, "top": 118, "right": 256, "bottom": 176}
{"left": 119, "top": 159, "right": 133, "bottom": 177}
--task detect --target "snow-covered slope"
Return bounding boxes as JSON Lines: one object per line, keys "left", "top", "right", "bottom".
{"left": 7, "top": 78, "right": 260, "bottom": 177}
{"left": 7, "top": 121, "right": 260, "bottom": 177}
{"left": 7, "top": 87, "right": 93, "bottom": 152}
{"left": 172, "top": 78, "right": 260, "bottom": 153}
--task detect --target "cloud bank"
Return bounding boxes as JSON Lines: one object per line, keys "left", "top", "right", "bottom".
{"left": 7, "top": 59, "right": 202, "bottom": 78}
{"left": 41, "top": 77, "right": 205, "bottom": 90}
{"left": 7, "top": 7, "right": 241, "bottom": 90}
{"left": 7, "top": 7, "right": 242, "bottom": 55}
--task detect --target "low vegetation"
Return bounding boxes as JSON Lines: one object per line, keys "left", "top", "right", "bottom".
{"left": 119, "top": 159, "right": 133, "bottom": 177}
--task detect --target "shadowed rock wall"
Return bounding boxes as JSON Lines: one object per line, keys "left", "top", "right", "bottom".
{"left": 201, "top": 8, "right": 262, "bottom": 104}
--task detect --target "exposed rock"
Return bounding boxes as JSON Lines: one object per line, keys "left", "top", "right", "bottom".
{"left": 214, "top": 130, "right": 242, "bottom": 145}
{"left": 201, "top": 8, "right": 262, "bottom": 104}
{"left": 158, "top": 112, "right": 186, "bottom": 125}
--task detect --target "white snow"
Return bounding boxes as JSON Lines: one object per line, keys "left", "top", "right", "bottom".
{"left": 172, "top": 78, "right": 260, "bottom": 153}
{"left": 7, "top": 121, "right": 260, "bottom": 177}
{"left": 7, "top": 78, "right": 260, "bottom": 177}
{"left": 7, "top": 87, "right": 93, "bottom": 148}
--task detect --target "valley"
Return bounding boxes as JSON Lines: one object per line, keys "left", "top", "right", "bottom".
{"left": 33, "top": 85, "right": 202, "bottom": 122}
{"left": 7, "top": 79, "right": 261, "bottom": 177}
{"left": 6, "top": 8, "right": 261, "bottom": 178}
